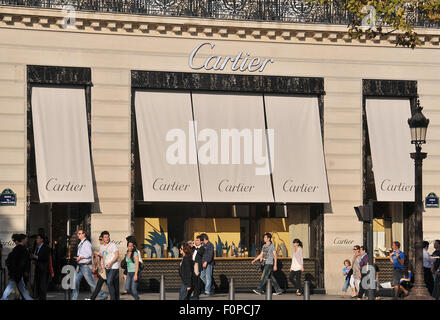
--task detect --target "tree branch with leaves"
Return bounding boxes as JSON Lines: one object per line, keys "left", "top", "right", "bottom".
{"left": 306, "top": 0, "right": 440, "bottom": 48}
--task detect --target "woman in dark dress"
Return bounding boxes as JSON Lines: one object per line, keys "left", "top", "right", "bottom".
{"left": 179, "top": 242, "right": 193, "bottom": 300}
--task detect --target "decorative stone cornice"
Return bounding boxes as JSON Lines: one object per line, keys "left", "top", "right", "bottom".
{"left": 1, "top": 6, "right": 440, "bottom": 48}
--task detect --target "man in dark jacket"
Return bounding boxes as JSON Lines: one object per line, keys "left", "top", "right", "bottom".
{"left": 357, "top": 246, "right": 370, "bottom": 300}
{"left": 200, "top": 233, "right": 215, "bottom": 295}
{"left": 32, "top": 234, "right": 50, "bottom": 300}
{"left": 432, "top": 240, "right": 440, "bottom": 299}
{"left": 190, "top": 235, "right": 205, "bottom": 300}
{"left": 1, "top": 234, "right": 33, "bottom": 300}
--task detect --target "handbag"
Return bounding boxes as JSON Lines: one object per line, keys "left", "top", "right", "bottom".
{"left": 259, "top": 261, "right": 266, "bottom": 272}
{"left": 121, "top": 256, "right": 127, "bottom": 270}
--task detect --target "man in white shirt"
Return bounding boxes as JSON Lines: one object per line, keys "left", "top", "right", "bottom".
{"left": 72, "top": 229, "right": 107, "bottom": 300}
{"left": 423, "top": 241, "right": 435, "bottom": 295}
{"left": 99, "top": 231, "right": 119, "bottom": 300}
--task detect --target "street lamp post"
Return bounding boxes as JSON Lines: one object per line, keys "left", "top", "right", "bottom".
{"left": 406, "top": 99, "right": 432, "bottom": 300}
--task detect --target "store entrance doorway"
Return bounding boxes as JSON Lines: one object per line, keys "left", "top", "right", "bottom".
{"left": 27, "top": 202, "right": 91, "bottom": 289}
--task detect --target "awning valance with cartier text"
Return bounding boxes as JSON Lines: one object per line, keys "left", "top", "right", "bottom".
{"left": 31, "top": 87, "right": 94, "bottom": 203}
{"left": 135, "top": 91, "right": 330, "bottom": 203}
{"left": 191, "top": 92, "right": 274, "bottom": 203}
{"left": 135, "top": 91, "right": 202, "bottom": 202}
{"left": 264, "top": 95, "right": 330, "bottom": 203}
{"left": 366, "top": 98, "right": 414, "bottom": 202}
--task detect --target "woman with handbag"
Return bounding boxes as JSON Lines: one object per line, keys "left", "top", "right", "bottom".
{"left": 289, "top": 239, "right": 304, "bottom": 296}
{"left": 124, "top": 240, "right": 140, "bottom": 300}
{"left": 179, "top": 242, "right": 193, "bottom": 300}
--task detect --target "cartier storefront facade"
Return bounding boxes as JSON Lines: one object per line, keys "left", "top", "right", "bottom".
{"left": 0, "top": 1, "right": 440, "bottom": 295}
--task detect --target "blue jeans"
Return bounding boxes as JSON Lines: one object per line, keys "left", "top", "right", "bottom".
{"left": 106, "top": 268, "right": 120, "bottom": 300}
{"left": 179, "top": 283, "right": 191, "bottom": 300}
{"left": 342, "top": 277, "right": 350, "bottom": 292}
{"left": 200, "top": 264, "right": 213, "bottom": 294}
{"left": 257, "top": 264, "right": 282, "bottom": 293}
{"left": 1, "top": 277, "right": 33, "bottom": 300}
{"left": 72, "top": 264, "right": 106, "bottom": 300}
{"left": 125, "top": 272, "right": 139, "bottom": 300}
{"left": 432, "top": 272, "right": 440, "bottom": 299}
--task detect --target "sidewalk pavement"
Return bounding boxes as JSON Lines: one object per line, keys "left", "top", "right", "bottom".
{"left": 43, "top": 291, "right": 393, "bottom": 300}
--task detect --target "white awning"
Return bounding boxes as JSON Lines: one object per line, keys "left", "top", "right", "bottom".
{"left": 192, "top": 92, "right": 274, "bottom": 202}
{"left": 31, "top": 87, "right": 94, "bottom": 203}
{"left": 135, "top": 91, "right": 202, "bottom": 202}
{"left": 366, "top": 98, "right": 414, "bottom": 202}
{"left": 264, "top": 95, "right": 330, "bottom": 203}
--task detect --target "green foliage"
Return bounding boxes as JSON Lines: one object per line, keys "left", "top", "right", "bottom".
{"left": 306, "top": 0, "right": 440, "bottom": 48}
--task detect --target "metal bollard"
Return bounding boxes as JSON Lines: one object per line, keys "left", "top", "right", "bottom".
{"left": 159, "top": 274, "right": 166, "bottom": 300}
{"left": 303, "top": 281, "right": 310, "bottom": 300}
{"left": 229, "top": 277, "right": 235, "bottom": 300}
{"left": 265, "top": 279, "right": 272, "bottom": 300}
{"left": 64, "top": 289, "right": 71, "bottom": 300}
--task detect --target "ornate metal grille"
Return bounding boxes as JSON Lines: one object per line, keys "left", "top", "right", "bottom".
{"left": 1, "top": 0, "right": 439, "bottom": 28}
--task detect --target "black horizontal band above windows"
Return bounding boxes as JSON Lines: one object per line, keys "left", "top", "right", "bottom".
{"left": 27, "top": 65, "right": 92, "bottom": 86}
{"left": 363, "top": 79, "right": 418, "bottom": 97}
{"left": 131, "top": 71, "right": 325, "bottom": 95}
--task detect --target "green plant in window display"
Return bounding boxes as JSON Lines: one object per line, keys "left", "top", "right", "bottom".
{"left": 215, "top": 236, "right": 224, "bottom": 257}
{"left": 224, "top": 241, "right": 231, "bottom": 255}
{"left": 215, "top": 236, "right": 230, "bottom": 257}
{"left": 144, "top": 226, "right": 167, "bottom": 258}
{"left": 251, "top": 243, "right": 256, "bottom": 258}
{"left": 306, "top": 0, "right": 440, "bottom": 48}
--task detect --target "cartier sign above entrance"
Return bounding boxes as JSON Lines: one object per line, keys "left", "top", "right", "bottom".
{"left": 189, "top": 42, "right": 275, "bottom": 72}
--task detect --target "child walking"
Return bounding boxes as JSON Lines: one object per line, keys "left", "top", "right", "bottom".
{"left": 342, "top": 259, "right": 353, "bottom": 297}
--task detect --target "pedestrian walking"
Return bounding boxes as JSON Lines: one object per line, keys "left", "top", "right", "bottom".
{"left": 341, "top": 259, "right": 353, "bottom": 297}
{"left": 200, "top": 233, "right": 215, "bottom": 296}
{"left": 1, "top": 234, "right": 33, "bottom": 300}
{"left": 122, "top": 240, "right": 140, "bottom": 300}
{"left": 399, "top": 265, "right": 412, "bottom": 297}
{"left": 356, "top": 246, "right": 369, "bottom": 300}
{"left": 389, "top": 241, "right": 406, "bottom": 299}
{"left": 251, "top": 233, "right": 283, "bottom": 295}
{"left": 100, "top": 231, "right": 120, "bottom": 300}
{"left": 423, "top": 241, "right": 435, "bottom": 295}
{"left": 125, "top": 235, "right": 143, "bottom": 266}
{"left": 32, "top": 234, "right": 50, "bottom": 300}
{"left": 72, "top": 229, "right": 106, "bottom": 300}
{"left": 373, "top": 257, "right": 380, "bottom": 299}
{"left": 87, "top": 236, "right": 107, "bottom": 300}
{"left": 179, "top": 242, "right": 193, "bottom": 300}
{"left": 350, "top": 245, "right": 361, "bottom": 298}
{"left": 432, "top": 239, "right": 440, "bottom": 299}
{"left": 121, "top": 236, "right": 140, "bottom": 296}
{"left": 190, "top": 235, "right": 204, "bottom": 300}
{"left": 289, "top": 238, "right": 304, "bottom": 296}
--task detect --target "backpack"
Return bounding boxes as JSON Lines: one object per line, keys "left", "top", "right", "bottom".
{"left": 5, "top": 249, "right": 16, "bottom": 272}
